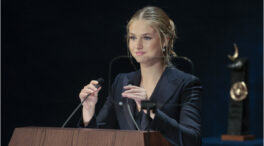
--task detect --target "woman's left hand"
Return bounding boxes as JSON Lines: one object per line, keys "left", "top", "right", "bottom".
{"left": 122, "top": 85, "right": 155, "bottom": 119}
{"left": 122, "top": 85, "right": 147, "bottom": 102}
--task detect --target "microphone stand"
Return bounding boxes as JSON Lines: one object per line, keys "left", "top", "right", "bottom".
{"left": 108, "top": 55, "right": 140, "bottom": 131}
{"left": 141, "top": 100, "right": 156, "bottom": 146}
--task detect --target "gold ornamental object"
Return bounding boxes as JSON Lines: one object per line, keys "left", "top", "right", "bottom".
{"left": 228, "top": 43, "right": 239, "bottom": 61}
{"left": 230, "top": 81, "right": 248, "bottom": 101}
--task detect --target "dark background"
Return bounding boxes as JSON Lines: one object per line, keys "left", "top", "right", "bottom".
{"left": 2, "top": 0, "right": 263, "bottom": 145}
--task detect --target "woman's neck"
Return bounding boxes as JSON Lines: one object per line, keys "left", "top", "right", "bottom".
{"left": 140, "top": 62, "right": 166, "bottom": 86}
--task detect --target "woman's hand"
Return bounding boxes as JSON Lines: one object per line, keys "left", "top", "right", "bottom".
{"left": 122, "top": 85, "right": 147, "bottom": 101}
{"left": 122, "top": 85, "right": 147, "bottom": 111}
{"left": 79, "top": 80, "right": 102, "bottom": 109}
{"left": 122, "top": 85, "right": 155, "bottom": 119}
{"left": 79, "top": 80, "right": 102, "bottom": 126}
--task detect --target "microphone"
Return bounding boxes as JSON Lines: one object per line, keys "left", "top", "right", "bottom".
{"left": 94, "top": 78, "right": 104, "bottom": 88}
{"left": 125, "top": 80, "right": 141, "bottom": 131}
{"left": 61, "top": 78, "right": 104, "bottom": 128}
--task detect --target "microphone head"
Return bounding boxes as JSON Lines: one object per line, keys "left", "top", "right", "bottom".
{"left": 97, "top": 78, "right": 104, "bottom": 86}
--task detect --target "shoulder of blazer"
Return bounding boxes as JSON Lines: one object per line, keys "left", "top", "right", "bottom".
{"left": 165, "top": 66, "right": 200, "bottom": 86}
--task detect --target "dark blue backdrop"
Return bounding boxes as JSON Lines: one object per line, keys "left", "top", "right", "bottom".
{"left": 2, "top": 0, "right": 263, "bottom": 145}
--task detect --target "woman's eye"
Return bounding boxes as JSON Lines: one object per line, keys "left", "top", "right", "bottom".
{"left": 129, "top": 36, "right": 136, "bottom": 40}
{"left": 144, "top": 36, "right": 152, "bottom": 40}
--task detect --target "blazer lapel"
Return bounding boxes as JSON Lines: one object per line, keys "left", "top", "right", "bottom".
{"left": 150, "top": 67, "right": 181, "bottom": 109}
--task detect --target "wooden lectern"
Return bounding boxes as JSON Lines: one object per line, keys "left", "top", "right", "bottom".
{"left": 9, "top": 127, "right": 171, "bottom": 146}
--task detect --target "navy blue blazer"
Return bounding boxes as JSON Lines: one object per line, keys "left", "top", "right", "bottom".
{"left": 84, "top": 66, "right": 202, "bottom": 146}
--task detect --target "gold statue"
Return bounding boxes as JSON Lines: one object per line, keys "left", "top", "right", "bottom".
{"left": 228, "top": 43, "right": 248, "bottom": 101}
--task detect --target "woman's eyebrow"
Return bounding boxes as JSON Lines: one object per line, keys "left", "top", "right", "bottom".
{"left": 142, "top": 33, "right": 153, "bottom": 36}
{"left": 129, "top": 32, "right": 154, "bottom": 36}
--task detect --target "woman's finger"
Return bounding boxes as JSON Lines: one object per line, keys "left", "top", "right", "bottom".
{"left": 122, "top": 93, "right": 140, "bottom": 100}
{"left": 86, "top": 84, "right": 98, "bottom": 91}
{"left": 79, "top": 92, "right": 88, "bottom": 98}
{"left": 83, "top": 88, "right": 95, "bottom": 94}
{"left": 123, "top": 85, "right": 139, "bottom": 89}
{"left": 90, "top": 80, "right": 99, "bottom": 85}
{"left": 93, "top": 87, "right": 102, "bottom": 95}
{"left": 122, "top": 88, "right": 143, "bottom": 94}
{"left": 122, "top": 92, "right": 147, "bottom": 100}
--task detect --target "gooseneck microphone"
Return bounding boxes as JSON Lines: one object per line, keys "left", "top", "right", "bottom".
{"left": 126, "top": 80, "right": 141, "bottom": 131}
{"left": 61, "top": 78, "right": 104, "bottom": 128}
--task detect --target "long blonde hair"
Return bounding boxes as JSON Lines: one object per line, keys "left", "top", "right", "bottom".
{"left": 126, "top": 6, "right": 178, "bottom": 65}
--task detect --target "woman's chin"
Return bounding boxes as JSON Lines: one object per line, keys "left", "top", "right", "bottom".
{"left": 134, "top": 57, "right": 164, "bottom": 66}
{"left": 134, "top": 57, "right": 147, "bottom": 64}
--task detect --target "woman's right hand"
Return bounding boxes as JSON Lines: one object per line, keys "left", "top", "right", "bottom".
{"left": 79, "top": 80, "right": 102, "bottom": 126}
{"left": 79, "top": 80, "right": 102, "bottom": 110}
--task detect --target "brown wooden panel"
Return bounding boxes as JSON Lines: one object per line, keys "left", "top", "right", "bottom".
{"left": 114, "top": 130, "right": 145, "bottom": 146}
{"left": 77, "top": 129, "right": 117, "bottom": 146}
{"left": 9, "top": 127, "right": 171, "bottom": 146}
{"left": 221, "top": 134, "right": 255, "bottom": 141}
{"left": 148, "top": 131, "right": 171, "bottom": 146}
{"left": 42, "top": 128, "right": 77, "bottom": 146}
{"left": 9, "top": 127, "right": 38, "bottom": 146}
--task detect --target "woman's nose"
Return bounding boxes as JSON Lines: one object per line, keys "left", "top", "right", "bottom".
{"left": 136, "top": 38, "right": 143, "bottom": 50}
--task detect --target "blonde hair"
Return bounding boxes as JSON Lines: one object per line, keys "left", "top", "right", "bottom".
{"left": 126, "top": 6, "right": 178, "bottom": 65}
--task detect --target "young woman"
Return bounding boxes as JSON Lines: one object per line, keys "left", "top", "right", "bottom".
{"left": 79, "top": 6, "right": 202, "bottom": 146}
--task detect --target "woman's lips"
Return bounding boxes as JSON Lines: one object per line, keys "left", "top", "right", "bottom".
{"left": 135, "top": 52, "right": 145, "bottom": 56}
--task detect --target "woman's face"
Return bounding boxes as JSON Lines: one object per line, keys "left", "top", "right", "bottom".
{"left": 128, "top": 19, "right": 164, "bottom": 65}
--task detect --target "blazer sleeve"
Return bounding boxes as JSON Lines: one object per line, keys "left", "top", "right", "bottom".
{"left": 151, "top": 77, "right": 202, "bottom": 146}
{"left": 78, "top": 74, "right": 122, "bottom": 129}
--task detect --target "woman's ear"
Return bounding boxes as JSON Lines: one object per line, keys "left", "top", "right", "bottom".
{"left": 162, "top": 37, "right": 169, "bottom": 48}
